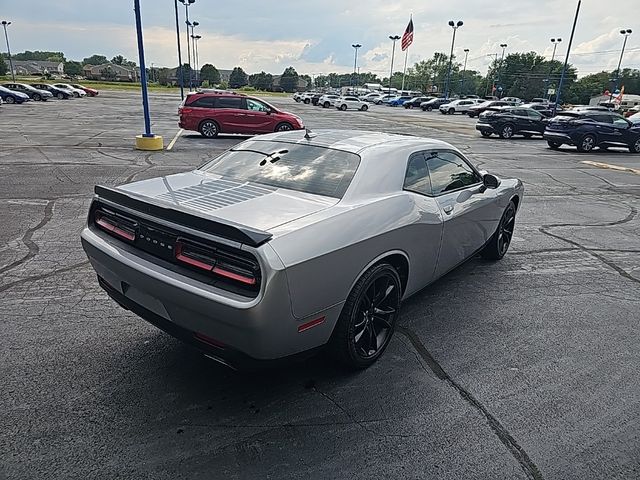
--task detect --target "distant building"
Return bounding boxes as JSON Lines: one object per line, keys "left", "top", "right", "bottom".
{"left": 12, "top": 60, "right": 64, "bottom": 76}
{"left": 83, "top": 63, "right": 139, "bottom": 82}
{"left": 271, "top": 75, "right": 308, "bottom": 92}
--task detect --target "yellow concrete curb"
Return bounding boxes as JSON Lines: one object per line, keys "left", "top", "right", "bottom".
{"left": 580, "top": 160, "right": 640, "bottom": 176}
{"left": 135, "top": 135, "right": 164, "bottom": 151}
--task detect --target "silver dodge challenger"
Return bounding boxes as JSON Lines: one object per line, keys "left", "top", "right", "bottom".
{"left": 81, "top": 129, "right": 523, "bottom": 369}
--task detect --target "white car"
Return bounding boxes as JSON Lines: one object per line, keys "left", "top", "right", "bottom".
{"left": 361, "top": 92, "right": 382, "bottom": 103}
{"left": 439, "top": 99, "right": 482, "bottom": 115}
{"left": 300, "top": 92, "right": 316, "bottom": 104}
{"left": 293, "top": 92, "right": 303, "bottom": 102}
{"left": 502, "top": 97, "right": 523, "bottom": 104}
{"left": 53, "top": 83, "right": 86, "bottom": 98}
{"left": 318, "top": 94, "right": 340, "bottom": 108}
{"left": 629, "top": 111, "right": 640, "bottom": 124}
{"left": 334, "top": 96, "right": 368, "bottom": 111}
{"left": 374, "top": 94, "right": 396, "bottom": 105}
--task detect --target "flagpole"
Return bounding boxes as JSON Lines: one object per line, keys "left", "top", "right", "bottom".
{"left": 401, "top": 47, "right": 409, "bottom": 91}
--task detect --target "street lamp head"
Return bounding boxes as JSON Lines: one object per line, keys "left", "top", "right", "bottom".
{"left": 620, "top": 28, "right": 632, "bottom": 35}
{"left": 448, "top": 20, "right": 455, "bottom": 27}
{"left": 457, "top": 20, "right": 464, "bottom": 27}
{"left": 500, "top": 43, "right": 508, "bottom": 48}
{"left": 352, "top": 43, "right": 362, "bottom": 49}
{"left": 195, "top": 35, "right": 201, "bottom": 39}
{"left": 1, "top": 21, "right": 10, "bottom": 26}
{"left": 389, "top": 35, "right": 400, "bottom": 40}
{"left": 192, "top": 21, "right": 199, "bottom": 27}
{"left": 464, "top": 48, "right": 469, "bottom": 52}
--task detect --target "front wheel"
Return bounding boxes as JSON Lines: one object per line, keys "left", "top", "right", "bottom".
{"left": 547, "top": 140, "right": 561, "bottom": 150}
{"left": 304, "top": 99, "right": 310, "bottom": 104}
{"left": 33, "top": 94, "right": 41, "bottom": 101}
{"left": 481, "top": 201, "right": 516, "bottom": 260}
{"left": 406, "top": 104, "right": 413, "bottom": 109}
{"left": 57, "top": 92, "right": 64, "bottom": 99}
{"left": 323, "top": 101, "right": 330, "bottom": 108}
{"left": 448, "top": 108, "right": 455, "bottom": 115}
{"left": 426, "top": 106, "right": 433, "bottom": 112}
{"left": 629, "top": 138, "right": 640, "bottom": 154}
{"left": 328, "top": 263, "right": 401, "bottom": 369}
{"left": 360, "top": 104, "right": 368, "bottom": 111}
{"left": 499, "top": 124, "right": 515, "bottom": 139}
{"left": 340, "top": 104, "right": 347, "bottom": 111}
{"left": 5, "top": 96, "right": 15, "bottom": 104}
{"left": 199, "top": 120, "right": 219, "bottom": 138}
{"left": 73, "top": 92, "right": 80, "bottom": 98}
{"left": 275, "top": 122, "right": 293, "bottom": 132}
{"left": 480, "top": 131, "right": 492, "bottom": 138}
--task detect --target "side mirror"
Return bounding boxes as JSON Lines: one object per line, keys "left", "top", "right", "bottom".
{"left": 483, "top": 173, "right": 500, "bottom": 189}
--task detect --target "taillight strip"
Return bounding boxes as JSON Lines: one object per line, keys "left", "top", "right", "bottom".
{"left": 96, "top": 216, "right": 135, "bottom": 242}
{"left": 212, "top": 266, "right": 256, "bottom": 285}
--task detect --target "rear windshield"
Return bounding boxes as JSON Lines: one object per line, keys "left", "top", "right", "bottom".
{"left": 198, "top": 140, "right": 360, "bottom": 198}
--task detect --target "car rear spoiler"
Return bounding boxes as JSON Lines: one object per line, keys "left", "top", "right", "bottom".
{"left": 94, "top": 185, "right": 273, "bottom": 247}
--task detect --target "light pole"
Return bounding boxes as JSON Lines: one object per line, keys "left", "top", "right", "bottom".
{"left": 388, "top": 35, "right": 400, "bottom": 93}
{"left": 352, "top": 43, "right": 361, "bottom": 87}
{"left": 188, "top": 20, "right": 199, "bottom": 90}
{"left": 192, "top": 34, "right": 201, "bottom": 85}
{"left": 497, "top": 43, "right": 507, "bottom": 98}
{"left": 460, "top": 48, "right": 469, "bottom": 96}
{"left": 180, "top": 0, "right": 195, "bottom": 90}
{"left": 444, "top": 20, "right": 463, "bottom": 99}
{"left": 544, "top": 38, "right": 562, "bottom": 99}
{"left": 610, "top": 29, "right": 632, "bottom": 103}
{"left": 133, "top": 0, "right": 163, "bottom": 150}
{"left": 554, "top": 0, "right": 581, "bottom": 115}
{"left": 1, "top": 21, "right": 15, "bottom": 82}
{"left": 173, "top": 1, "right": 184, "bottom": 99}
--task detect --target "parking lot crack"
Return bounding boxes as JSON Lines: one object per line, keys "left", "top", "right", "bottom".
{"left": 0, "top": 200, "right": 55, "bottom": 275}
{"left": 0, "top": 260, "right": 90, "bottom": 294}
{"left": 397, "top": 326, "right": 544, "bottom": 480}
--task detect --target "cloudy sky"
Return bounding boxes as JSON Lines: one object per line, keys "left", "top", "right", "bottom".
{"left": 2, "top": 0, "right": 639, "bottom": 77}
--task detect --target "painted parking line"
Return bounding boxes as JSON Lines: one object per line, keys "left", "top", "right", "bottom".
{"left": 580, "top": 160, "right": 640, "bottom": 176}
{"left": 166, "top": 128, "right": 183, "bottom": 151}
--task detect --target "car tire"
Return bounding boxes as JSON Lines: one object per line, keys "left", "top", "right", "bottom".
{"left": 73, "top": 92, "right": 80, "bottom": 98}
{"left": 577, "top": 134, "right": 596, "bottom": 153}
{"left": 547, "top": 141, "right": 561, "bottom": 150}
{"left": 481, "top": 201, "right": 517, "bottom": 261}
{"left": 57, "top": 93, "right": 64, "bottom": 99}
{"left": 328, "top": 263, "right": 401, "bottom": 369}
{"left": 426, "top": 106, "right": 433, "bottom": 112}
{"left": 5, "top": 96, "right": 15, "bottom": 104}
{"left": 480, "top": 131, "right": 492, "bottom": 137}
{"left": 340, "top": 104, "right": 347, "bottom": 111}
{"left": 360, "top": 104, "right": 368, "bottom": 111}
{"left": 468, "top": 113, "right": 476, "bottom": 118}
{"left": 448, "top": 108, "right": 455, "bottom": 115}
{"left": 275, "top": 122, "right": 293, "bottom": 132}
{"left": 522, "top": 133, "right": 533, "bottom": 138}
{"left": 406, "top": 104, "right": 413, "bottom": 109}
{"left": 499, "top": 124, "right": 515, "bottom": 139}
{"left": 199, "top": 120, "right": 219, "bottom": 138}
{"left": 629, "top": 138, "right": 640, "bottom": 154}
{"left": 33, "top": 94, "right": 41, "bottom": 101}
{"left": 323, "top": 102, "right": 330, "bottom": 108}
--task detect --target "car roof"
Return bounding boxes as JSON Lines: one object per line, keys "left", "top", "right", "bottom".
{"left": 252, "top": 129, "right": 452, "bottom": 154}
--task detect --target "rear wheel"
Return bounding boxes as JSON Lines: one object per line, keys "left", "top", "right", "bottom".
{"left": 499, "top": 124, "right": 515, "bottom": 139}
{"left": 448, "top": 108, "right": 455, "bottom": 115}
{"left": 547, "top": 140, "right": 561, "bottom": 150}
{"left": 340, "top": 104, "right": 347, "bottom": 111}
{"left": 323, "top": 101, "right": 330, "bottom": 108}
{"left": 33, "top": 93, "right": 41, "bottom": 101}
{"left": 73, "top": 92, "right": 80, "bottom": 98}
{"left": 275, "top": 122, "right": 293, "bottom": 132}
{"left": 481, "top": 201, "right": 516, "bottom": 260}
{"left": 57, "top": 92, "right": 64, "bottom": 99}
{"left": 199, "top": 120, "right": 219, "bottom": 138}
{"left": 5, "top": 96, "right": 15, "bottom": 104}
{"left": 360, "top": 104, "right": 368, "bottom": 111}
{"left": 577, "top": 134, "right": 596, "bottom": 153}
{"left": 329, "top": 263, "right": 401, "bottom": 369}
{"left": 630, "top": 138, "right": 640, "bottom": 154}
{"left": 406, "top": 104, "right": 413, "bottom": 109}
{"left": 480, "top": 131, "right": 492, "bottom": 137}
{"left": 426, "top": 106, "right": 433, "bottom": 112}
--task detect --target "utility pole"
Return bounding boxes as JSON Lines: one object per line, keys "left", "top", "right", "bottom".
{"left": 460, "top": 48, "right": 469, "bottom": 96}
{"left": 544, "top": 38, "right": 562, "bottom": 99}
{"left": 610, "top": 29, "right": 632, "bottom": 103}
{"left": 444, "top": 20, "right": 463, "bottom": 99}
{"left": 388, "top": 35, "right": 400, "bottom": 93}
{"left": 554, "top": 0, "right": 581, "bottom": 115}
{"left": 1, "top": 21, "right": 15, "bottom": 82}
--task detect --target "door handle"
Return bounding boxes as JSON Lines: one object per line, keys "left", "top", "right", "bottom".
{"left": 443, "top": 205, "right": 454, "bottom": 215}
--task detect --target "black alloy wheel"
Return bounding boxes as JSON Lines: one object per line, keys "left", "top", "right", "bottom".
{"left": 329, "top": 263, "right": 401, "bottom": 368}
{"left": 481, "top": 201, "right": 517, "bottom": 260}
{"left": 304, "top": 98, "right": 311, "bottom": 104}
{"left": 426, "top": 106, "right": 433, "bottom": 111}
{"left": 199, "top": 120, "right": 219, "bottom": 138}
{"left": 577, "top": 134, "right": 596, "bottom": 153}
{"left": 5, "top": 96, "right": 15, "bottom": 104}
{"left": 499, "top": 124, "right": 515, "bottom": 139}
{"left": 547, "top": 140, "right": 561, "bottom": 150}
{"left": 340, "top": 104, "right": 347, "bottom": 111}
{"left": 275, "top": 122, "right": 293, "bottom": 132}
{"left": 480, "top": 131, "right": 492, "bottom": 137}
{"left": 33, "top": 93, "right": 41, "bottom": 101}
{"left": 57, "top": 92, "right": 64, "bottom": 99}
{"left": 629, "top": 138, "right": 640, "bottom": 154}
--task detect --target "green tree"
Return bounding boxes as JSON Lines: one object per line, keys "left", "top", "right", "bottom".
{"left": 248, "top": 71, "right": 273, "bottom": 90}
{"left": 200, "top": 64, "right": 221, "bottom": 84}
{"left": 299, "top": 74, "right": 311, "bottom": 89}
{"left": 157, "top": 68, "right": 170, "bottom": 86}
{"left": 111, "top": 55, "right": 136, "bottom": 67}
{"left": 279, "top": 66, "right": 299, "bottom": 92}
{"left": 82, "top": 54, "right": 108, "bottom": 66}
{"left": 0, "top": 56, "right": 7, "bottom": 76}
{"left": 228, "top": 67, "right": 248, "bottom": 88}
{"left": 176, "top": 64, "right": 192, "bottom": 87}
{"left": 13, "top": 50, "right": 66, "bottom": 61}
{"left": 64, "top": 61, "right": 83, "bottom": 76}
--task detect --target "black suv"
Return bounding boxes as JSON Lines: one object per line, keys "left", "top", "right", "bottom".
{"left": 467, "top": 100, "right": 512, "bottom": 118}
{"left": 420, "top": 98, "right": 449, "bottom": 111}
{"left": 404, "top": 96, "right": 432, "bottom": 109}
{"left": 544, "top": 111, "right": 640, "bottom": 153}
{"left": 476, "top": 107, "right": 547, "bottom": 138}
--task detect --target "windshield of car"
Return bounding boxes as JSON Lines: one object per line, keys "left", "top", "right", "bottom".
{"left": 198, "top": 140, "right": 360, "bottom": 198}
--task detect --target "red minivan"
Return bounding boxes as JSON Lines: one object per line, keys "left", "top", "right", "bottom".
{"left": 178, "top": 91, "right": 304, "bottom": 138}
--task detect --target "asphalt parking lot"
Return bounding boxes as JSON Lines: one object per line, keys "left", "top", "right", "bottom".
{"left": 1, "top": 91, "right": 639, "bottom": 480}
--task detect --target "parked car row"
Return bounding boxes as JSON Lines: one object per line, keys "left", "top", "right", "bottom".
{"left": 294, "top": 92, "right": 370, "bottom": 111}
{"left": 0, "top": 82, "right": 98, "bottom": 104}
{"left": 475, "top": 105, "right": 640, "bottom": 153}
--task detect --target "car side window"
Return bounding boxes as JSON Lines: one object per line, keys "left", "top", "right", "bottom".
{"left": 591, "top": 114, "right": 613, "bottom": 124}
{"left": 215, "top": 96, "right": 244, "bottom": 109}
{"left": 613, "top": 117, "right": 630, "bottom": 128}
{"left": 512, "top": 109, "right": 528, "bottom": 117}
{"left": 190, "top": 97, "right": 216, "bottom": 108}
{"left": 246, "top": 98, "right": 269, "bottom": 112}
{"left": 427, "top": 151, "right": 481, "bottom": 195}
{"left": 404, "top": 153, "right": 432, "bottom": 196}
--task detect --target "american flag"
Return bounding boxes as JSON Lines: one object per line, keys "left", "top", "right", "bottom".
{"left": 401, "top": 18, "right": 414, "bottom": 51}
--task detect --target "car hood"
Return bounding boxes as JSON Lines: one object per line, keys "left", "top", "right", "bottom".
{"left": 117, "top": 171, "right": 338, "bottom": 232}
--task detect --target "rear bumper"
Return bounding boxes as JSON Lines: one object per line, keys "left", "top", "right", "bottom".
{"left": 81, "top": 228, "right": 342, "bottom": 364}
{"left": 543, "top": 132, "right": 573, "bottom": 144}
{"left": 476, "top": 124, "right": 495, "bottom": 133}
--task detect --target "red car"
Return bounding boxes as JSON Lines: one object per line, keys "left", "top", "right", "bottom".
{"left": 178, "top": 91, "right": 304, "bottom": 138}
{"left": 71, "top": 84, "right": 99, "bottom": 96}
